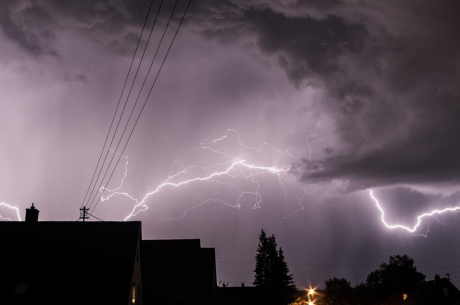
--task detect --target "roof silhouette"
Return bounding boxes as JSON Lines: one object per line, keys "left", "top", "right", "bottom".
{"left": 141, "top": 239, "right": 217, "bottom": 305}
{"left": 0, "top": 221, "right": 141, "bottom": 305}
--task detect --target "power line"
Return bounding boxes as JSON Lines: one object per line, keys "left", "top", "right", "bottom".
{"left": 90, "top": 0, "right": 192, "bottom": 214}
{"left": 87, "top": 212, "right": 104, "bottom": 222}
{"left": 75, "top": 213, "right": 103, "bottom": 221}
{"left": 83, "top": 0, "right": 164, "bottom": 209}
{"left": 83, "top": 0, "right": 165, "bottom": 209}
{"left": 216, "top": 261, "right": 460, "bottom": 269}
{"left": 80, "top": 0, "right": 155, "bottom": 209}
{"left": 86, "top": 0, "right": 178, "bottom": 211}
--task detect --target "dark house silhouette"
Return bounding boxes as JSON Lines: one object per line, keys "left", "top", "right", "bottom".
{"left": 0, "top": 204, "right": 217, "bottom": 305}
{"left": 0, "top": 220, "right": 142, "bottom": 305}
{"left": 214, "top": 286, "right": 265, "bottom": 305}
{"left": 141, "top": 239, "right": 217, "bottom": 305}
{"left": 371, "top": 275, "right": 460, "bottom": 305}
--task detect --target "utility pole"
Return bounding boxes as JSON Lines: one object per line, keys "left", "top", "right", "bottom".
{"left": 79, "top": 206, "right": 89, "bottom": 222}
{"left": 446, "top": 273, "right": 451, "bottom": 280}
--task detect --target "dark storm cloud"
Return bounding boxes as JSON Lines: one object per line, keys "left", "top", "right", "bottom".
{"left": 2, "top": 2, "right": 457, "bottom": 192}
{"left": 2, "top": 0, "right": 460, "bottom": 288}
{"left": 0, "top": 0, "right": 57, "bottom": 56}
{"left": 298, "top": 113, "right": 460, "bottom": 190}
{"left": 190, "top": 0, "right": 367, "bottom": 83}
{"left": 190, "top": 0, "right": 460, "bottom": 192}
{"left": 0, "top": 0, "right": 172, "bottom": 57}
{"left": 372, "top": 187, "right": 460, "bottom": 225}
{"left": 247, "top": 10, "right": 367, "bottom": 83}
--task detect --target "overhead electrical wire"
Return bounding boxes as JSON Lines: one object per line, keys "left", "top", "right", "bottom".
{"left": 83, "top": 0, "right": 165, "bottom": 210}
{"left": 90, "top": 0, "right": 192, "bottom": 214}
{"left": 87, "top": 212, "right": 105, "bottom": 222}
{"left": 82, "top": 0, "right": 165, "bottom": 211}
{"left": 216, "top": 261, "right": 460, "bottom": 269}
{"left": 80, "top": 0, "right": 156, "bottom": 209}
{"left": 86, "top": 0, "right": 179, "bottom": 211}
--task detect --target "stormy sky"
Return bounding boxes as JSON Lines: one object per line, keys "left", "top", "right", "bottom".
{"left": 1, "top": 0, "right": 460, "bottom": 288}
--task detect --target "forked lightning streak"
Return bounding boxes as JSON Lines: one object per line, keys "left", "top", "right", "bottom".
{"left": 98, "top": 130, "right": 460, "bottom": 235}
{"left": 100, "top": 129, "right": 315, "bottom": 221}
{"left": 0, "top": 202, "right": 22, "bottom": 221}
{"left": 368, "top": 189, "right": 460, "bottom": 237}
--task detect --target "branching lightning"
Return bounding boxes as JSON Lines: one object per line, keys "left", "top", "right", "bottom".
{"left": 92, "top": 128, "right": 460, "bottom": 236}
{"left": 0, "top": 202, "right": 21, "bottom": 221}
{"left": 106, "top": 158, "right": 291, "bottom": 221}
{"left": 99, "top": 129, "right": 318, "bottom": 222}
{"left": 305, "top": 134, "right": 323, "bottom": 160}
{"left": 368, "top": 189, "right": 460, "bottom": 237}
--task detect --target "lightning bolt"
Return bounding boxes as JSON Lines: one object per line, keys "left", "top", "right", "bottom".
{"left": 368, "top": 189, "right": 460, "bottom": 237}
{"left": 101, "top": 155, "right": 129, "bottom": 194}
{"left": 0, "top": 202, "right": 22, "bottom": 221}
{"left": 99, "top": 128, "right": 460, "bottom": 237}
{"left": 107, "top": 159, "right": 288, "bottom": 221}
{"left": 98, "top": 129, "right": 320, "bottom": 222}
{"left": 305, "top": 134, "right": 323, "bottom": 160}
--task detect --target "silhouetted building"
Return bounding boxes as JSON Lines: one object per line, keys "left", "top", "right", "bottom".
{"left": 0, "top": 220, "right": 142, "bottom": 305}
{"left": 214, "top": 286, "right": 264, "bottom": 305}
{"left": 141, "top": 239, "right": 217, "bottom": 305}
{"left": 0, "top": 205, "right": 218, "bottom": 305}
{"left": 371, "top": 276, "right": 460, "bottom": 305}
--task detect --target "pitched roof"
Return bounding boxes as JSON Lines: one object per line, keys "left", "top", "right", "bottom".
{"left": 0, "top": 221, "right": 141, "bottom": 305}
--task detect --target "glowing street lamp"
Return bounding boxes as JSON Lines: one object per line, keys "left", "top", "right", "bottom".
{"left": 307, "top": 287, "right": 316, "bottom": 305}
{"left": 291, "top": 286, "right": 317, "bottom": 305}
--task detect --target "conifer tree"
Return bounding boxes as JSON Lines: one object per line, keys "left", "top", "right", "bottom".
{"left": 274, "top": 248, "right": 296, "bottom": 289}
{"left": 273, "top": 247, "right": 297, "bottom": 304}
{"left": 253, "top": 229, "right": 269, "bottom": 286}
{"left": 253, "top": 230, "right": 296, "bottom": 304}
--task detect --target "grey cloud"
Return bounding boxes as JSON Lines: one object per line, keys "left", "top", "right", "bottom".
{"left": 248, "top": 10, "right": 367, "bottom": 84}
{"left": 296, "top": 122, "right": 460, "bottom": 191}
{"left": 191, "top": 1, "right": 367, "bottom": 83}
{"left": 0, "top": 0, "right": 165, "bottom": 57}
{"left": 190, "top": 0, "right": 460, "bottom": 191}
{"left": 22, "top": 4, "right": 53, "bottom": 27}
{"left": 0, "top": 1, "right": 57, "bottom": 56}
{"left": 63, "top": 72, "right": 88, "bottom": 83}
{"left": 3, "top": 0, "right": 458, "bottom": 192}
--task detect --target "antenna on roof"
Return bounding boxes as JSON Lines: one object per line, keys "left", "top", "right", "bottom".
{"left": 79, "top": 206, "right": 89, "bottom": 222}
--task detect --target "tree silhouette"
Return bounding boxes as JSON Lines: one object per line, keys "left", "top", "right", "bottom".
{"left": 323, "top": 254, "right": 426, "bottom": 304}
{"left": 365, "top": 254, "right": 425, "bottom": 300}
{"left": 323, "top": 277, "right": 354, "bottom": 305}
{"left": 273, "top": 247, "right": 297, "bottom": 304}
{"left": 253, "top": 230, "right": 296, "bottom": 305}
{"left": 253, "top": 229, "right": 270, "bottom": 287}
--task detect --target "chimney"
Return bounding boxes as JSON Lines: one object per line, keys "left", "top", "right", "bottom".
{"left": 25, "top": 203, "right": 39, "bottom": 223}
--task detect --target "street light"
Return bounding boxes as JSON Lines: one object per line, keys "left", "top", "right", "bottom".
{"left": 306, "top": 287, "right": 316, "bottom": 305}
